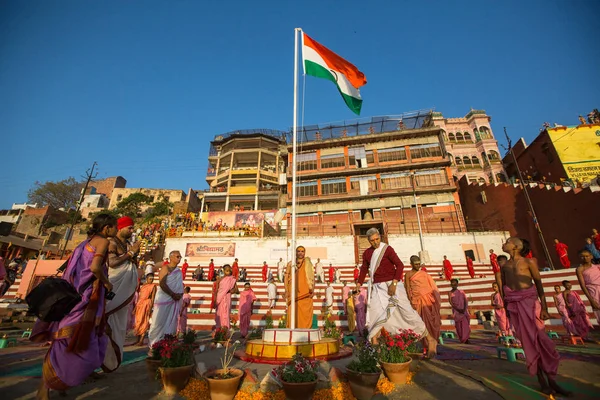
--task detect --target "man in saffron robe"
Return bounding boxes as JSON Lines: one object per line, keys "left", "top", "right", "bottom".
{"left": 134, "top": 273, "right": 157, "bottom": 345}
{"left": 553, "top": 285, "right": 576, "bottom": 336}
{"left": 496, "top": 237, "right": 567, "bottom": 397}
{"left": 405, "top": 255, "right": 441, "bottom": 354}
{"left": 31, "top": 213, "right": 117, "bottom": 399}
{"left": 261, "top": 261, "right": 268, "bottom": 283}
{"left": 442, "top": 256, "right": 453, "bottom": 281}
{"left": 576, "top": 249, "right": 600, "bottom": 324}
{"left": 208, "top": 259, "right": 215, "bottom": 281}
{"left": 449, "top": 279, "right": 471, "bottom": 343}
{"left": 103, "top": 216, "right": 141, "bottom": 373}
{"left": 238, "top": 282, "right": 257, "bottom": 338}
{"left": 178, "top": 287, "right": 192, "bottom": 334}
{"left": 562, "top": 280, "right": 592, "bottom": 338}
{"left": 232, "top": 258, "right": 240, "bottom": 281}
{"left": 554, "top": 239, "right": 570, "bottom": 268}
{"left": 181, "top": 259, "right": 189, "bottom": 280}
{"left": 356, "top": 287, "right": 367, "bottom": 335}
{"left": 466, "top": 256, "right": 475, "bottom": 278}
{"left": 148, "top": 251, "right": 184, "bottom": 346}
{"left": 491, "top": 282, "right": 510, "bottom": 336}
{"left": 215, "top": 264, "right": 238, "bottom": 328}
{"left": 329, "top": 263, "right": 335, "bottom": 284}
{"left": 346, "top": 291, "right": 357, "bottom": 332}
{"left": 356, "top": 228, "right": 433, "bottom": 355}
{"left": 284, "top": 246, "right": 315, "bottom": 328}
{"left": 489, "top": 249, "right": 500, "bottom": 274}
{"left": 353, "top": 265, "right": 360, "bottom": 283}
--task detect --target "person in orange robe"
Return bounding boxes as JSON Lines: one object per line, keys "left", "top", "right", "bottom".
{"left": 328, "top": 263, "right": 335, "bottom": 284}
{"left": 490, "top": 249, "right": 500, "bottom": 274}
{"left": 284, "top": 246, "right": 315, "bottom": 328}
{"left": 442, "top": 255, "right": 453, "bottom": 280}
{"left": 133, "top": 274, "right": 157, "bottom": 346}
{"left": 466, "top": 256, "right": 475, "bottom": 278}
{"left": 181, "top": 259, "right": 189, "bottom": 280}
{"left": 554, "top": 239, "right": 570, "bottom": 268}
{"left": 208, "top": 259, "right": 215, "bottom": 281}
{"left": 405, "top": 255, "right": 441, "bottom": 355}
{"left": 232, "top": 258, "right": 240, "bottom": 281}
{"left": 261, "top": 261, "right": 268, "bottom": 283}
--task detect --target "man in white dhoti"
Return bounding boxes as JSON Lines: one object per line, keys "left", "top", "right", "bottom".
{"left": 315, "top": 258, "right": 324, "bottom": 283}
{"left": 148, "top": 250, "right": 184, "bottom": 346}
{"left": 277, "top": 258, "right": 284, "bottom": 283}
{"left": 324, "top": 281, "right": 334, "bottom": 314}
{"left": 334, "top": 267, "right": 341, "bottom": 284}
{"left": 356, "top": 228, "right": 437, "bottom": 357}
{"left": 102, "top": 216, "right": 141, "bottom": 372}
{"left": 267, "top": 277, "right": 277, "bottom": 309}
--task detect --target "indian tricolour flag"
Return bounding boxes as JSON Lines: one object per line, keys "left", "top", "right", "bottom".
{"left": 302, "top": 32, "right": 367, "bottom": 115}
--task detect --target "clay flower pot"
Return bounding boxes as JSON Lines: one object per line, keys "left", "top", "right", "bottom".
{"left": 145, "top": 357, "right": 161, "bottom": 381}
{"left": 407, "top": 352, "right": 422, "bottom": 372}
{"left": 204, "top": 368, "right": 244, "bottom": 400}
{"left": 345, "top": 368, "right": 381, "bottom": 400}
{"left": 159, "top": 364, "right": 194, "bottom": 395}
{"left": 280, "top": 380, "right": 318, "bottom": 400}
{"left": 380, "top": 358, "right": 412, "bottom": 384}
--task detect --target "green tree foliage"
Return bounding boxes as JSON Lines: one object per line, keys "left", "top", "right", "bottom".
{"left": 144, "top": 195, "right": 173, "bottom": 222}
{"left": 27, "top": 177, "right": 84, "bottom": 210}
{"left": 114, "top": 193, "right": 153, "bottom": 218}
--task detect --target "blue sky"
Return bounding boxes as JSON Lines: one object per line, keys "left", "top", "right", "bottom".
{"left": 1, "top": 0, "right": 598, "bottom": 208}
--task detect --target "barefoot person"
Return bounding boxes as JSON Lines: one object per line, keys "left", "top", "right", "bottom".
{"left": 448, "top": 279, "right": 471, "bottom": 343}
{"left": 405, "top": 255, "right": 441, "bottom": 355}
{"left": 284, "top": 246, "right": 315, "bottom": 328}
{"left": 356, "top": 228, "right": 434, "bottom": 355}
{"left": 267, "top": 277, "right": 277, "bottom": 309}
{"left": 148, "top": 251, "right": 184, "bottom": 346}
{"left": 103, "top": 216, "right": 141, "bottom": 372}
{"left": 346, "top": 290, "right": 357, "bottom": 332}
{"left": 562, "top": 280, "right": 592, "bottom": 338}
{"left": 442, "top": 255, "right": 453, "bottom": 281}
{"left": 215, "top": 265, "right": 238, "bottom": 328}
{"left": 491, "top": 282, "right": 510, "bottom": 336}
{"left": 497, "top": 237, "right": 567, "bottom": 396}
{"left": 134, "top": 273, "right": 157, "bottom": 345}
{"left": 31, "top": 214, "right": 117, "bottom": 400}
{"left": 356, "top": 287, "right": 367, "bottom": 336}
{"left": 314, "top": 258, "right": 324, "bottom": 283}
{"left": 178, "top": 287, "right": 192, "bottom": 334}
{"left": 238, "top": 282, "right": 257, "bottom": 338}
{"left": 553, "top": 285, "right": 576, "bottom": 336}
{"left": 466, "top": 256, "right": 475, "bottom": 278}
{"left": 576, "top": 249, "right": 600, "bottom": 324}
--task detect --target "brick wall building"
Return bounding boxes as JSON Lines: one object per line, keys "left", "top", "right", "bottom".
{"left": 86, "top": 176, "right": 126, "bottom": 199}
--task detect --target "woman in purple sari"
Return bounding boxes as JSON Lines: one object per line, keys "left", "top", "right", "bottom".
{"left": 31, "top": 214, "right": 117, "bottom": 400}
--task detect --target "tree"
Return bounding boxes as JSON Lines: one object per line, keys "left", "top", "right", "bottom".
{"left": 144, "top": 195, "right": 173, "bottom": 221}
{"left": 27, "top": 177, "right": 84, "bottom": 210}
{"left": 114, "top": 193, "right": 153, "bottom": 218}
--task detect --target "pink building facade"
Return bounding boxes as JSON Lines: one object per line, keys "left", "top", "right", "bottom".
{"left": 433, "top": 109, "right": 506, "bottom": 184}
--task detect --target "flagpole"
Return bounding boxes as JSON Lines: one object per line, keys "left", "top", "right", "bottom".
{"left": 290, "top": 27, "right": 301, "bottom": 330}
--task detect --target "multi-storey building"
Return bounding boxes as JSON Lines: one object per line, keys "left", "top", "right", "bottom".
{"left": 432, "top": 109, "right": 506, "bottom": 184}
{"left": 285, "top": 111, "right": 466, "bottom": 258}
{"left": 203, "top": 129, "right": 287, "bottom": 212}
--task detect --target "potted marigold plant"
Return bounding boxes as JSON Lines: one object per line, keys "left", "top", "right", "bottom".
{"left": 147, "top": 334, "right": 177, "bottom": 380}
{"left": 377, "top": 328, "right": 413, "bottom": 384}
{"left": 275, "top": 353, "right": 319, "bottom": 400}
{"left": 204, "top": 330, "right": 244, "bottom": 400}
{"left": 346, "top": 340, "right": 381, "bottom": 400}
{"left": 157, "top": 337, "right": 195, "bottom": 394}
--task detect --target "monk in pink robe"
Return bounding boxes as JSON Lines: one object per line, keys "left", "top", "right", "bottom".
{"left": 491, "top": 282, "right": 510, "bottom": 335}
{"left": 449, "top": 279, "right": 470, "bottom": 343}
{"left": 405, "top": 255, "right": 441, "bottom": 353}
{"left": 178, "top": 287, "right": 192, "bottom": 334}
{"left": 238, "top": 283, "right": 257, "bottom": 337}
{"left": 466, "top": 256, "right": 475, "bottom": 278}
{"left": 355, "top": 287, "right": 367, "bottom": 336}
{"left": 215, "top": 265, "right": 238, "bottom": 328}
{"left": 442, "top": 256, "right": 453, "bottom": 280}
{"left": 576, "top": 249, "right": 600, "bottom": 324}
{"left": 553, "top": 285, "right": 576, "bottom": 335}
{"left": 497, "top": 237, "right": 567, "bottom": 397}
{"left": 562, "top": 280, "right": 592, "bottom": 338}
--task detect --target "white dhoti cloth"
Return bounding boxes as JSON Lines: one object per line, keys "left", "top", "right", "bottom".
{"left": 267, "top": 283, "right": 277, "bottom": 308}
{"left": 102, "top": 260, "right": 138, "bottom": 372}
{"left": 148, "top": 268, "right": 184, "bottom": 346}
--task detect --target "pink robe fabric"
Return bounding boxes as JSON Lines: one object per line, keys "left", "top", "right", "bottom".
{"left": 178, "top": 293, "right": 191, "bottom": 334}
{"left": 355, "top": 288, "right": 367, "bottom": 335}
{"left": 238, "top": 289, "right": 257, "bottom": 337}
{"left": 582, "top": 264, "right": 600, "bottom": 323}
{"left": 504, "top": 285, "right": 560, "bottom": 378}
{"left": 554, "top": 293, "right": 576, "bottom": 335}
{"left": 450, "top": 289, "right": 471, "bottom": 343}
{"left": 342, "top": 286, "right": 351, "bottom": 314}
{"left": 492, "top": 292, "right": 510, "bottom": 335}
{"left": 565, "top": 291, "right": 592, "bottom": 338}
{"left": 216, "top": 276, "right": 236, "bottom": 328}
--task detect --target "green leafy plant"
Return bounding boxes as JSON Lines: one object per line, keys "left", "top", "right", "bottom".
{"left": 377, "top": 328, "right": 415, "bottom": 364}
{"left": 276, "top": 353, "right": 319, "bottom": 383}
{"left": 182, "top": 329, "right": 196, "bottom": 345}
{"left": 277, "top": 316, "right": 286, "bottom": 328}
{"left": 322, "top": 315, "right": 342, "bottom": 339}
{"left": 149, "top": 334, "right": 177, "bottom": 360}
{"left": 212, "top": 326, "right": 230, "bottom": 343}
{"left": 347, "top": 340, "right": 380, "bottom": 373}
{"left": 247, "top": 328, "right": 263, "bottom": 340}
{"left": 265, "top": 311, "right": 274, "bottom": 329}
{"left": 156, "top": 335, "right": 194, "bottom": 368}
{"left": 213, "top": 327, "right": 239, "bottom": 379}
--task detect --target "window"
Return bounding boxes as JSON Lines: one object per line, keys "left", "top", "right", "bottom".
{"left": 448, "top": 133, "right": 455, "bottom": 141}
{"left": 380, "top": 173, "right": 411, "bottom": 190}
{"left": 320, "top": 153, "right": 345, "bottom": 169}
{"left": 488, "top": 150, "right": 500, "bottom": 161}
{"left": 455, "top": 156, "right": 463, "bottom": 165}
{"left": 297, "top": 181, "right": 318, "bottom": 197}
{"left": 378, "top": 147, "right": 407, "bottom": 163}
{"left": 321, "top": 178, "right": 347, "bottom": 195}
{"left": 297, "top": 152, "right": 317, "bottom": 171}
{"left": 414, "top": 169, "right": 448, "bottom": 186}
{"left": 164, "top": 196, "right": 170, "bottom": 202}
{"left": 456, "top": 132, "right": 464, "bottom": 141}
{"left": 348, "top": 146, "right": 366, "bottom": 167}
{"left": 464, "top": 133, "right": 472, "bottom": 142}
{"left": 350, "top": 176, "right": 378, "bottom": 192}
{"left": 409, "top": 144, "right": 442, "bottom": 159}
{"left": 366, "top": 150, "right": 375, "bottom": 164}
{"left": 117, "top": 194, "right": 123, "bottom": 202}
{"left": 471, "top": 156, "right": 480, "bottom": 166}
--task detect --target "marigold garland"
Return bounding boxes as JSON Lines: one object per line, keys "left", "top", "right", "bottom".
{"left": 376, "top": 376, "right": 395, "bottom": 395}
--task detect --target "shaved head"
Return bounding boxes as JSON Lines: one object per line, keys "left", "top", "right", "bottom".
{"left": 508, "top": 237, "right": 523, "bottom": 250}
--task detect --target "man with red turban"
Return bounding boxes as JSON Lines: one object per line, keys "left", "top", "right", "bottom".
{"left": 102, "top": 216, "right": 141, "bottom": 373}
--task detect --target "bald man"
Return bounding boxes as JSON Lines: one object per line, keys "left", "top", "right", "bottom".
{"left": 284, "top": 246, "right": 314, "bottom": 328}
